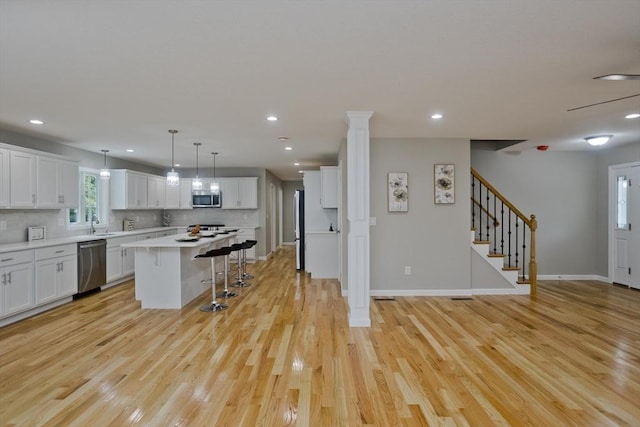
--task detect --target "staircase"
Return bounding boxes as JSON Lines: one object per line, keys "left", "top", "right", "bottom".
{"left": 471, "top": 168, "right": 538, "bottom": 296}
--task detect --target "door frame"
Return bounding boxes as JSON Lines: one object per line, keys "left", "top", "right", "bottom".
{"left": 608, "top": 161, "right": 639, "bottom": 284}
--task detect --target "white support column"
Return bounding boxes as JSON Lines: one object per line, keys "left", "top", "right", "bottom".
{"left": 345, "top": 111, "right": 373, "bottom": 327}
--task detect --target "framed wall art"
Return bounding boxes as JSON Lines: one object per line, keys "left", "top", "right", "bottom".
{"left": 434, "top": 164, "right": 455, "bottom": 204}
{"left": 388, "top": 172, "right": 408, "bottom": 212}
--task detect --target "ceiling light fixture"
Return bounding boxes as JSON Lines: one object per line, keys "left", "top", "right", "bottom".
{"left": 29, "top": 119, "right": 44, "bottom": 125}
{"left": 585, "top": 135, "right": 612, "bottom": 146}
{"left": 277, "top": 136, "right": 288, "bottom": 142}
{"left": 166, "top": 130, "right": 180, "bottom": 187}
{"left": 625, "top": 113, "right": 640, "bottom": 119}
{"left": 267, "top": 115, "right": 279, "bottom": 121}
{"left": 210, "top": 152, "right": 220, "bottom": 194}
{"left": 192, "top": 142, "right": 203, "bottom": 190}
{"left": 126, "top": 149, "right": 135, "bottom": 153}
{"left": 431, "top": 113, "right": 444, "bottom": 119}
{"left": 100, "top": 149, "right": 110, "bottom": 180}
{"left": 285, "top": 146, "right": 293, "bottom": 151}
{"left": 294, "top": 162, "right": 300, "bottom": 166}
{"left": 593, "top": 74, "right": 640, "bottom": 81}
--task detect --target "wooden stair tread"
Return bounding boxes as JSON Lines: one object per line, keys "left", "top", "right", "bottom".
{"left": 473, "top": 240, "right": 491, "bottom": 245}
{"left": 517, "top": 279, "right": 531, "bottom": 284}
{"left": 488, "top": 253, "right": 506, "bottom": 258}
{"left": 502, "top": 266, "right": 520, "bottom": 271}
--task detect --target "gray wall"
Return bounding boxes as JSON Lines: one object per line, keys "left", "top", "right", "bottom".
{"left": 595, "top": 142, "right": 640, "bottom": 276}
{"left": 470, "top": 143, "right": 639, "bottom": 276}
{"left": 370, "top": 138, "right": 471, "bottom": 291}
{"left": 282, "top": 180, "right": 302, "bottom": 243}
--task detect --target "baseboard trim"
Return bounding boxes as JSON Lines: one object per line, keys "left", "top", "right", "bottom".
{"left": 281, "top": 242, "right": 296, "bottom": 246}
{"left": 538, "top": 274, "right": 610, "bottom": 282}
{"left": 370, "top": 288, "right": 530, "bottom": 297}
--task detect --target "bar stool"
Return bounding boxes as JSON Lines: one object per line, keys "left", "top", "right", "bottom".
{"left": 216, "top": 246, "right": 238, "bottom": 299}
{"left": 229, "top": 243, "right": 251, "bottom": 287}
{"left": 195, "top": 247, "right": 232, "bottom": 312}
{"left": 241, "top": 240, "right": 257, "bottom": 280}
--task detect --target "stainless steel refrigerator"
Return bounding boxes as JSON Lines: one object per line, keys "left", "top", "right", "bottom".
{"left": 294, "top": 189, "right": 305, "bottom": 270}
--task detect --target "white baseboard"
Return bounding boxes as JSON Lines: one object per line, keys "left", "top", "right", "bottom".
{"left": 370, "top": 288, "right": 529, "bottom": 297}
{"left": 281, "top": 242, "right": 295, "bottom": 246}
{"left": 538, "top": 274, "right": 610, "bottom": 282}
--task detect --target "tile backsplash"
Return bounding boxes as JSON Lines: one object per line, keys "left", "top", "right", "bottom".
{"left": 0, "top": 208, "right": 258, "bottom": 245}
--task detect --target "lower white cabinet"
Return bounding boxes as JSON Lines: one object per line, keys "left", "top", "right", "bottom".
{"left": 0, "top": 250, "right": 34, "bottom": 318}
{"left": 106, "top": 235, "right": 138, "bottom": 283}
{"left": 305, "top": 232, "right": 338, "bottom": 279}
{"left": 35, "top": 244, "right": 77, "bottom": 305}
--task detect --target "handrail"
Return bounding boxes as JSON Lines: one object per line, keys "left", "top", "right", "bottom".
{"left": 471, "top": 197, "right": 499, "bottom": 226}
{"left": 470, "top": 167, "right": 538, "bottom": 296}
{"left": 471, "top": 167, "right": 532, "bottom": 228}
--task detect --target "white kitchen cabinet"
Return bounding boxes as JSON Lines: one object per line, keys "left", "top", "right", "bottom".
{"left": 147, "top": 176, "right": 166, "bottom": 209}
{"left": 0, "top": 250, "right": 34, "bottom": 318}
{"left": 110, "top": 170, "right": 149, "bottom": 209}
{"left": 165, "top": 178, "right": 192, "bottom": 209}
{"left": 34, "top": 244, "right": 77, "bottom": 305}
{"left": 221, "top": 177, "right": 258, "bottom": 209}
{"left": 36, "top": 157, "right": 79, "bottom": 208}
{"left": 9, "top": 151, "right": 37, "bottom": 208}
{"left": 106, "top": 235, "right": 138, "bottom": 283}
{"left": 320, "top": 166, "right": 338, "bottom": 208}
{"left": 305, "top": 232, "right": 338, "bottom": 279}
{"left": 0, "top": 148, "right": 9, "bottom": 208}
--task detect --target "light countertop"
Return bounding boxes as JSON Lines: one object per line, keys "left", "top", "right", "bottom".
{"left": 121, "top": 232, "right": 236, "bottom": 249}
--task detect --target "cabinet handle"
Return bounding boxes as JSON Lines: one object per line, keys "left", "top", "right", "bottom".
{"left": 55, "top": 250, "right": 64, "bottom": 253}
{"left": 56, "top": 262, "right": 60, "bottom": 272}
{"left": 60, "top": 262, "right": 64, "bottom": 272}
{"left": 7, "top": 272, "right": 11, "bottom": 284}
{"left": 1, "top": 258, "right": 14, "bottom": 262}
{"left": 1, "top": 273, "right": 5, "bottom": 285}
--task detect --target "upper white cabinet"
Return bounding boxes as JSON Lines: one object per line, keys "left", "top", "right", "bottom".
{"left": 320, "top": 166, "right": 338, "bottom": 208}
{"left": 147, "top": 176, "right": 166, "bottom": 209}
{"left": 0, "top": 148, "right": 9, "bottom": 208}
{"left": 9, "top": 151, "right": 37, "bottom": 208}
{"left": 36, "top": 157, "right": 79, "bottom": 208}
{"left": 110, "top": 170, "right": 148, "bottom": 209}
{"left": 221, "top": 177, "right": 258, "bottom": 209}
{"left": 165, "top": 178, "right": 192, "bottom": 210}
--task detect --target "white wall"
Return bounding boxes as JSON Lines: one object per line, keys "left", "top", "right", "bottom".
{"left": 370, "top": 138, "right": 471, "bottom": 291}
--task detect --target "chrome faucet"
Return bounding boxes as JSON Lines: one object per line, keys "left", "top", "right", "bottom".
{"left": 90, "top": 214, "right": 99, "bottom": 234}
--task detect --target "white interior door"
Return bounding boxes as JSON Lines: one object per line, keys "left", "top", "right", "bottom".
{"left": 611, "top": 163, "right": 639, "bottom": 288}
{"left": 270, "top": 184, "right": 277, "bottom": 254}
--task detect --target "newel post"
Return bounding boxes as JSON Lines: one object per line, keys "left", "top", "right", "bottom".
{"left": 529, "top": 214, "right": 537, "bottom": 297}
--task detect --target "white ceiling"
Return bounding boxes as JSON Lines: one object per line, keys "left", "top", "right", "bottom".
{"left": 1, "top": 1, "right": 639, "bottom": 180}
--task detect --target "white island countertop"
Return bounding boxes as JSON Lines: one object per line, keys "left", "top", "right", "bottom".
{"left": 121, "top": 232, "right": 236, "bottom": 249}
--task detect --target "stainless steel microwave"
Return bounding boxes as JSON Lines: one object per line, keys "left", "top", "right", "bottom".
{"left": 192, "top": 191, "right": 221, "bottom": 208}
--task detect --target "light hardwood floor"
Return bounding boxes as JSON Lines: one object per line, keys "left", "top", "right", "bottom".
{"left": 1, "top": 246, "right": 639, "bottom": 426}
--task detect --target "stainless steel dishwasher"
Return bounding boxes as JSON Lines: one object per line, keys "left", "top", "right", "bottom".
{"left": 77, "top": 239, "right": 107, "bottom": 294}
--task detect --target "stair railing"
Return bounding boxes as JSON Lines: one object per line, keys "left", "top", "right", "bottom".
{"left": 471, "top": 168, "right": 538, "bottom": 296}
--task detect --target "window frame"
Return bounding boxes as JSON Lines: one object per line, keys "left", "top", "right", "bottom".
{"left": 67, "top": 167, "right": 110, "bottom": 231}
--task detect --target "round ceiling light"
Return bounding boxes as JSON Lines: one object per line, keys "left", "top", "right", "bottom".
{"left": 285, "top": 146, "right": 293, "bottom": 151}
{"left": 267, "top": 115, "right": 278, "bottom": 121}
{"left": 625, "top": 113, "right": 640, "bottom": 119}
{"left": 585, "top": 135, "right": 612, "bottom": 146}
{"left": 29, "top": 119, "right": 44, "bottom": 125}
{"left": 431, "top": 113, "right": 444, "bottom": 119}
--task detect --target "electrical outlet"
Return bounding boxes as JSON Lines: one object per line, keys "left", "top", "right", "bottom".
{"left": 404, "top": 266, "right": 411, "bottom": 275}
{"left": 369, "top": 217, "right": 377, "bottom": 226}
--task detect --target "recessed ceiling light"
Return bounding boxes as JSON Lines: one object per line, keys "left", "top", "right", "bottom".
{"left": 298, "top": 170, "right": 303, "bottom": 174}
{"left": 126, "top": 149, "right": 135, "bottom": 153}
{"left": 174, "top": 163, "right": 181, "bottom": 167}
{"left": 625, "top": 113, "right": 640, "bottom": 119}
{"left": 285, "top": 146, "right": 293, "bottom": 151}
{"left": 294, "top": 162, "right": 300, "bottom": 166}
{"left": 431, "top": 113, "right": 444, "bottom": 119}
{"left": 277, "top": 136, "right": 289, "bottom": 142}
{"left": 267, "top": 115, "right": 278, "bottom": 121}
{"left": 29, "top": 119, "right": 44, "bottom": 125}
{"left": 585, "top": 135, "right": 612, "bottom": 146}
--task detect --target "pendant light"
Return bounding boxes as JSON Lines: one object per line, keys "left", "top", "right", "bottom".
{"left": 166, "top": 129, "right": 180, "bottom": 186}
{"left": 210, "top": 152, "right": 220, "bottom": 194}
{"left": 192, "top": 142, "right": 203, "bottom": 190}
{"left": 100, "top": 149, "right": 110, "bottom": 180}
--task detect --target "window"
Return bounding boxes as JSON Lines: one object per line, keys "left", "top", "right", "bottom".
{"left": 68, "top": 169, "right": 108, "bottom": 228}
{"left": 616, "top": 175, "right": 628, "bottom": 229}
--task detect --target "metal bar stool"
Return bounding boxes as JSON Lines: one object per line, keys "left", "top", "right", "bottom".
{"left": 241, "top": 240, "right": 257, "bottom": 280}
{"left": 216, "top": 246, "right": 238, "bottom": 299}
{"left": 195, "top": 246, "right": 233, "bottom": 312}
{"left": 229, "top": 243, "right": 251, "bottom": 287}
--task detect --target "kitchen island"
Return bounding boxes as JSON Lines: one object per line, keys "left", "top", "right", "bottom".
{"left": 121, "top": 232, "right": 236, "bottom": 309}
